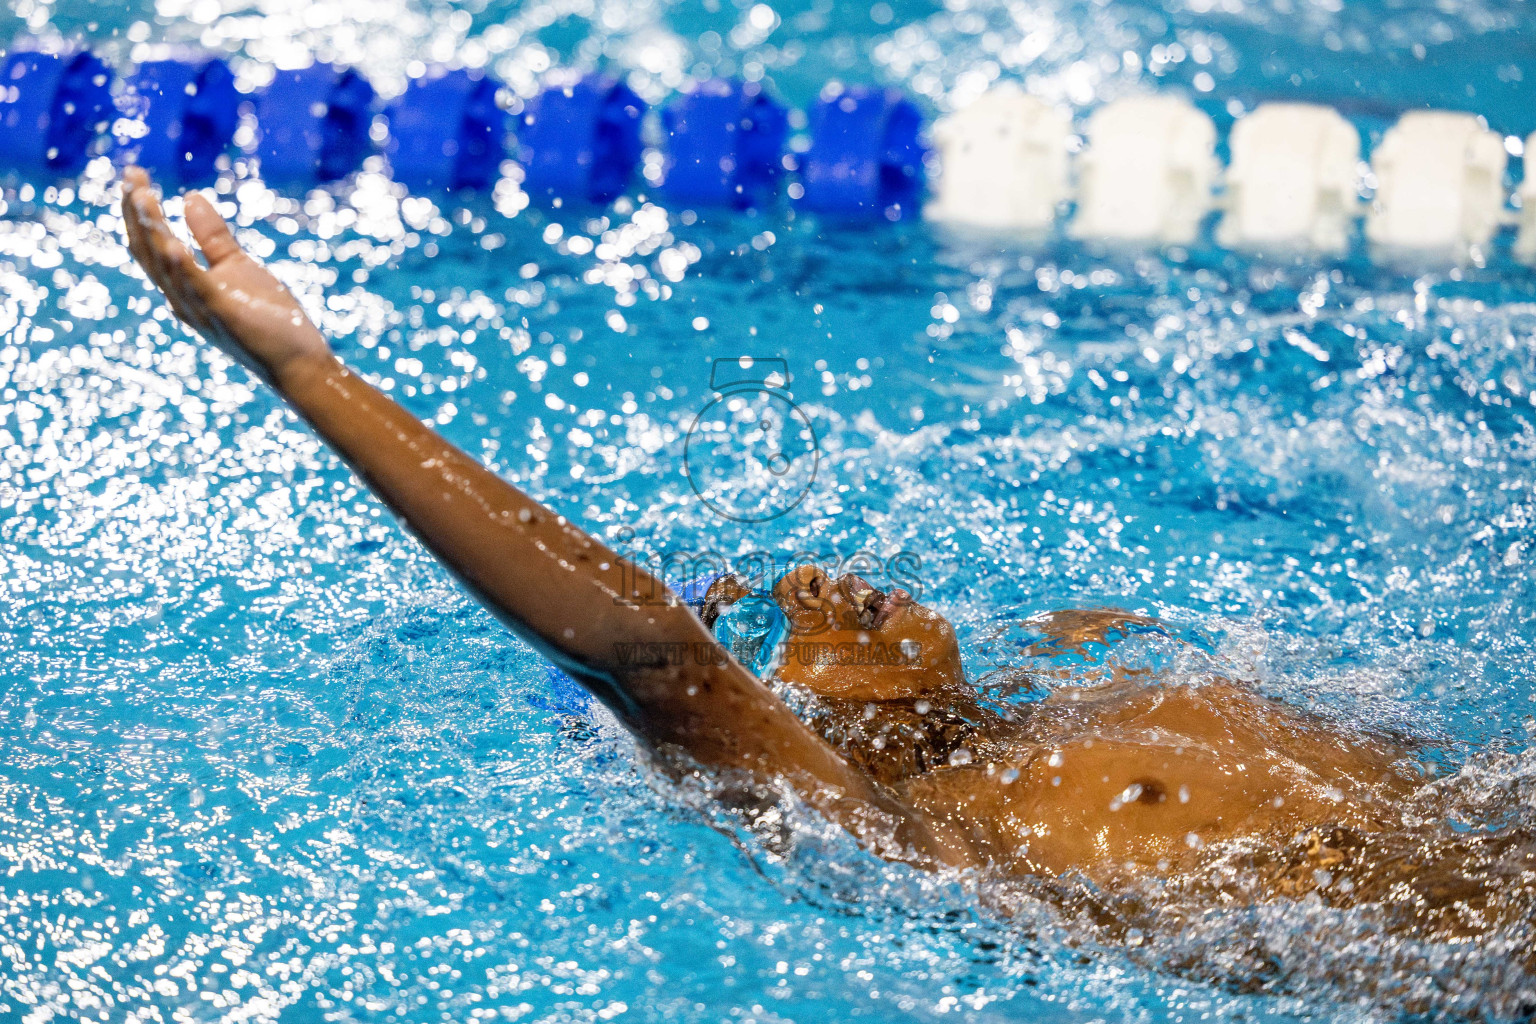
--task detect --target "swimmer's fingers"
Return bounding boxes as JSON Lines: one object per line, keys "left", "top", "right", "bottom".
{"left": 180, "top": 194, "right": 284, "bottom": 310}
{"left": 140, "top": 209, "right": 212, "bottom": 331}
{"left": 124, "top": 180, "right": 217, "bottom": 336}
{"left": 122, "top": 172, "right": 182, "bottom": 294}
{"left": 121, "top": 171, "right": 163, "bottom": 287}
{"left": 186, "top": 189, "right": 315, "bottom": 323}
{"left": 124, "top": 187, "right": 184, "bottom": 308}
{"left": 184, "top": 192, "right": 244, "bottom": 267}
{"left": 132, "top": 183, "right": 213, "bottom": 320}
{"left": 162, "top": 242, "right": 222, "bottom": 337}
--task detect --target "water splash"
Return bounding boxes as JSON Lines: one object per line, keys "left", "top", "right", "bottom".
{"left": 1, "top": 0, "right": 1535, "bottom": 1020}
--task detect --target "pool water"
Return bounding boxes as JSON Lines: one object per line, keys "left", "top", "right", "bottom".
{"left": 2, "top": 0, "right": 1536, "bottom": 1021}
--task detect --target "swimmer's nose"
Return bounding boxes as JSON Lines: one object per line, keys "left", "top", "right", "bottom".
{"left": 840, "top": 574, "right": 906, "bottom": 630}
{"left": 872, "top": 588, "right": 911, "bottom": 629}
{"left": 785, "top": 564, "right": 832, "bottom": 604}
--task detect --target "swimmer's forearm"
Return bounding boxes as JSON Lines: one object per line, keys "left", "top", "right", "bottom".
{"left": 272, "top": 350, "right": 671, "bottom": 674}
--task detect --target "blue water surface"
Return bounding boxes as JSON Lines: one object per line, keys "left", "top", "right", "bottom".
{"left": 1, "top": 0, "right": 1535, "bottom": 1021}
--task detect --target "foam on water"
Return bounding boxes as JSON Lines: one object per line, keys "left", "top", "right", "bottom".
{"left": 2, "top": 0, "right": 1536, "bottom": 1020}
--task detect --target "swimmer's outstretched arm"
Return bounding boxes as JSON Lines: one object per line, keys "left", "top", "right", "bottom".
{"left": 120, "top": 169, "right": 973, "bottom": 869}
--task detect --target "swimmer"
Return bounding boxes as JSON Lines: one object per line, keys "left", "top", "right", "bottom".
{"left": 119, "top": 169, "right": 1534, "bottom": 951}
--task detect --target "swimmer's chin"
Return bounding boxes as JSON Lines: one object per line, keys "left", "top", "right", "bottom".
{"left": 775, "top": 656, "right": 954, "bottom": 703}
{"left": 764, "top": 564, "right": 971, "bottom": 702}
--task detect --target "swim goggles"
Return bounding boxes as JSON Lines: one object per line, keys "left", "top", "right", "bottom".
{"left": 676, "top": 567, "right": 793, "bottom": 680}
{"left": 541, "top": 565, "right": 794, "bottom": 715}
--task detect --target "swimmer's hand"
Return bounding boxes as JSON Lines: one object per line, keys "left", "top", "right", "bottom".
{"left": 121, "top": 167, "right": 330, "bottom": 385}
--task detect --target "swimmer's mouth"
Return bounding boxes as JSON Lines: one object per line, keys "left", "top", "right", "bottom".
{"left": 843, "top": 575, "right": 911, "bottom": 630}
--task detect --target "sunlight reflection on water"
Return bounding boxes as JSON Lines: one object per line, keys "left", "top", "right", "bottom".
{"left": 0, "top": 0, "right": 1535, "bottom": 1020}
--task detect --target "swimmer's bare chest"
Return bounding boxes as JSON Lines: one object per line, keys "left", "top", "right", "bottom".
{"left": 885, "top": 683, "right": 1420, "bottom": 881}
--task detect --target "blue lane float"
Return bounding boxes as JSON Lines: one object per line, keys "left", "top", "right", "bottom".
{"left": 256, "top": 63, "right": 375, "bottom": 185}
{"left": 117, "top": 57, "right": 240, "bottom": 184}
{"left": 799, "top": 84, "right": 925, "bottom": 220}
{"left": 517, "top": 74, "right": 645, "bottom": 204}
{"left": 386, "top": 67, "right": 507, "bottom": 191}
{"left": 0, "top": 44, "right": 946, "bottom": 226}
{"left": 0, "top": 50, "right": 114, "bottom": 177}
{"left": 660, "top": 79, "right": 787, "bottom": 209}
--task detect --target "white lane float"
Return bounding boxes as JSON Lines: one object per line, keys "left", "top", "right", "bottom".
{"left": 1216, "top": 102, "right": 1361, "bottom": 254}
{"left": 1366, "top": 110, "right": 1507, "bottom": 252}
{"left": 1069, "top": 95, "right": 1217, "bottom": 246}
{"left": 925, "top": 84, "right": 1071, "bottom": 232}
{"left": 1517, "top": 132, "right": 1536, "bottom": 265}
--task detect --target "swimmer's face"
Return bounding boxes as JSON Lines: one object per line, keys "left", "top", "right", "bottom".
{"left": 768, "top": 565, "right": 967, "bottom": 702}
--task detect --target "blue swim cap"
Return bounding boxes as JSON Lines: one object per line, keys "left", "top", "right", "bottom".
{"left": 673, "top": 572, "right": 722, "bottom": 617}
